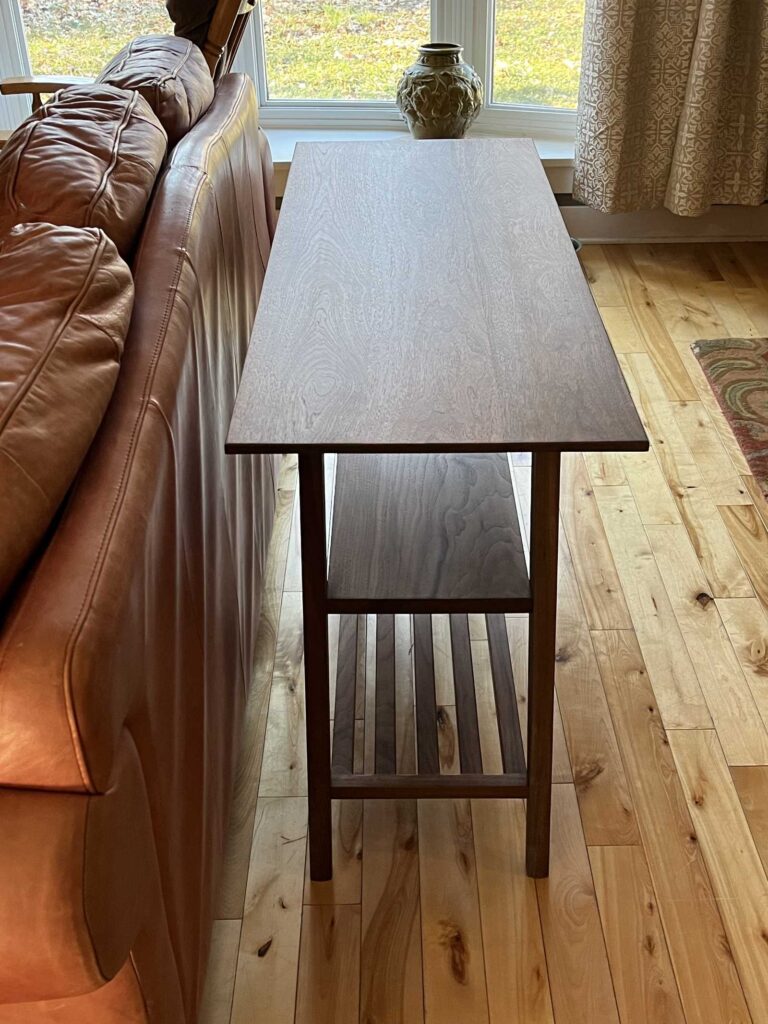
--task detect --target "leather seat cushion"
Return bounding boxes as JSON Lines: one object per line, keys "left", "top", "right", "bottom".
{"left": 0, "top": 85, "right": 166, "bottom": 258}
{"left": 0, "top": 223, "right": 133, "bottom": 597}
{"left": 97, "top": 35, "right": 214, "bottom": 147}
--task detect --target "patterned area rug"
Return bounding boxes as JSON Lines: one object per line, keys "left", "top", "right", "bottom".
{"left": 692, "top": 337, "right": 768, "bottom": 497}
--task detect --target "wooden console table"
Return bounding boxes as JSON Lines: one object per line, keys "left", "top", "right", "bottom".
{"left": 227, "top": 138, "right": 647, "bottom": 881}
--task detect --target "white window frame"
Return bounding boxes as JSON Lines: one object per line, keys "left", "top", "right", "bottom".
{"left": 248, "top": 0, "right": 577, "bottom": 141}
{"left": 0, "top": 0, "right": 32, "bottom": 129}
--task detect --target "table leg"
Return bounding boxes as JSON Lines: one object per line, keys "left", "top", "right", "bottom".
{"left": 298, "top": 451, "right": 333, "bottom": 880}
{"left": 525, "top": 450, "right": 561, "bottom": 877}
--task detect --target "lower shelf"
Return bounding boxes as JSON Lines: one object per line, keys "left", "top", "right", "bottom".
{"left": 330, "top": 612, "right": 527, "bottom": 800}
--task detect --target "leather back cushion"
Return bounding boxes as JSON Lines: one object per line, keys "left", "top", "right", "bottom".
{"left": 97, "top": 35, "right": 214, "bottom": 147}
{"left": 0, "top": 85, "right": 166, "bottom": 258}
{"left": 0, "top": 223, "right": 133, "bottom": 597}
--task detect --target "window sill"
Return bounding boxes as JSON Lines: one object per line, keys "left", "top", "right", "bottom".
{"left": 263, "top": 127, "right": 575, "bottom": 197}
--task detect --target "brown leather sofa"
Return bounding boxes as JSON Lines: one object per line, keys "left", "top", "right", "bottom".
{"left": 0, "top": 46, "right": 278, "bottom": 1023}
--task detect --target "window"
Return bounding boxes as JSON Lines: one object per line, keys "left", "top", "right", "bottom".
{"left": 17, "top": 1, "right": 168, "bottom": 78}
{"left": 253, "top": 0, "right": 584, "bottom": 137}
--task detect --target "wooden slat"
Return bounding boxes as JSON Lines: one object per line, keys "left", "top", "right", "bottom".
{"left": 413, "top": 614, "right": 440, "bottom": 775}
{"left": 331, "top": 615, "right": 357, "bottom": 774}
{"left": 374, "top": 614, "right": 396, "bottom": 773}
{"left": 486, "top": 614, "right": 526, "bottom": 775}
{"left": 328, "top": 453, "right": 529, "bottom": 611}
{"left": 449, "top": 614, "right": 483, "bottom": 774}
{"left": 331, "top": 774, "right": 527, "bottom": 800}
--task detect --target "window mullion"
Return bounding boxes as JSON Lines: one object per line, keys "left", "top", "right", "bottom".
{"left": 432, "top": 0, "right": 490, "bottom": 77}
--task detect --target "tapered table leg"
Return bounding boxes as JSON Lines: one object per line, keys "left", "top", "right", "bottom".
{"left": 525, "top": 450, "right": 561, "bottom": 877}
{"left": 298, "top": 451, "right": 333, "bottom": 880}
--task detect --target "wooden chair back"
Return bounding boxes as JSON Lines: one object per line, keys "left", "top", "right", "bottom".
{"left": 202, "top": 0, "right": 256, "bottom": 79}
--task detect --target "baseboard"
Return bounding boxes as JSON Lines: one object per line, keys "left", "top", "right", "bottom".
{"left": 560, "top": 201, "right": 768, "bottom": 244}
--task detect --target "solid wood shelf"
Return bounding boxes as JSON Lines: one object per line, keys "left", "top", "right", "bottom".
{"left": 331, "top": 612, "right": 527, "bottom": 800}
{"left": 327, "top": 453, "right": 530, "bottom": 613}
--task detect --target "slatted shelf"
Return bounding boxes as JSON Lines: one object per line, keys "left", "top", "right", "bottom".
{"left": 330, "top": 612, "right": 527, "bottom": 800}
{"left": 327, "top": 453, "right": 530, "bottom": 613}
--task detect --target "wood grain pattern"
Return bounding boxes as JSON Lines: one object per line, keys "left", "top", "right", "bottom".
{"left": 669, "top": 730, "right": 768, "bottom": 1021}
{"left": 732, "top": 767, "right": 768, "bottom": 876}
{"left": 718, "top": 597, "right": 768, "bottom": 733}
{"left": 227, "top": 140, "right": 647, "bottom": 454}
{"left": 328, "top": 453, "right": 529, "bottom": 610}
{"left": 375, "top": 615, "right": 396, "bottom": 772}
{"left": 230, "top": 798, "right": 306, "bottom": 1024}
{"left": 720, "top": 503, "right": 768, "bottom": 613}
{"left": 646, "top": 524, "right": 768, "bottom": 765}
{"left": 294, "top": 904, "right": 361, "bottom": 1024}
{"left": 360, "top": 801, "right": 423, "bottom": 1024}
{"left": 486, "top": 614, "right": 526, "bottom": 775}
{"left": 560, "top": 453, "right": 632, "bottom": 629}
{"left": 413, "top": 615, "right": 440, "bottom": 775}
{"left": 534, "top": 785, "right": 619, "bottom": 1024}
{"left": 473, "top": 800, "right": 554, "bottom": 1024}
{"left": 450, "top": 614, "right": 484, "bottom": 774}
{"left": 418, "top": 800, "right": 489, "bottom": 1023}
{"left": 588, "top": 846, "right": 685, "bottom": 1024}
{"left": 595, "top": 486, "right": 711, "bottom": 729}
{"left": 592, "top": 630, "right": 751, "bottom": 1024}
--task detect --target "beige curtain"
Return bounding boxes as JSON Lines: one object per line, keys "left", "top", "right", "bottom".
{"left": 574, "top": 0, "right": 768, "bottom": 216}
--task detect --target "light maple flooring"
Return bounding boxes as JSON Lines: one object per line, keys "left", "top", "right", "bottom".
{"left": 200, "top": 243, "right": 768, "bottom": 1024}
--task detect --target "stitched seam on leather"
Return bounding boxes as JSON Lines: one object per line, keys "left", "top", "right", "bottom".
{"left": 59, "top": 178, "right": 205, "bottom": 793}
{"left": 170, "top": 75, "right": 246, "bottom": 172}
{"left": 86, "top": 91, "right": 137, "bottom": 222}
{"left": 154, "top": 41, "right": 190, "bottom": 87}
{"left": 0, "top": 233, "right": 107, "bottom": 432}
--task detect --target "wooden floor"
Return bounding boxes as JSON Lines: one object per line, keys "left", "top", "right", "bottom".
{"left": 201, "top": 243, "right": 768, "bottom": 1024}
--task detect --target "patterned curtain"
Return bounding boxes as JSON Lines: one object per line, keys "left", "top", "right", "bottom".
{"left": 574, "top": 0, "right": 768, "bottom": 216}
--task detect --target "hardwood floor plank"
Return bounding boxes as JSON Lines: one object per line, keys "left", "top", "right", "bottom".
{"left": 718, "top": 597, "right": 768, "bottom": 737}
{"left": 598, "top": 305, "right": 647, "bottom": 354}
{"left": 231, "top": 798, "right": 307, "bottom": 1024}
{"left": 199, "top": 919, "right": 241, "bottom": 1024}
{"left": 535, "top": 784, "right": 619, "bottom": 1024}
{"left": 594, "top": 486, "right": 711, "bottom": 729}
{"left": 579, "top": 245, "right": 625, "bottom": 308}
{"left": 592, "top": 630, "right": 752, "bottom": 1024}
{"left": 470, "top": 638, "right": 504, "bottom": 775}
{"left": 584, "top": 450, "right": 627, "bottom": 487}
{"left": 506, "top": 613, "right": 572, "bottom": 783}
{"left": 258, "top": 592, "right": 307, "bottom": 797}
{"left": 720, "top": 504, "right": 768, "bottom": 613}
{"left": 361, "top": 800, "right": 423, "bottom": 1024}
{"left": 732, "top": 767, "right": 768, "bottom": 880}
{"left": 588, "top": 846, "right": 685, "bottom": 1024}
{"left": 675, "top": 401, "right": 751, "bottom": 504}
{"left": 418, "top": 800, "right": 490, "bottom": 1023}
{"left": 646, "top": 524, "right": 768, "bottom": 765}
{"left": 605, "top": 248, "right": 697, "bottom": 399}
{"left": 432, "top": 613, "right": 455, "bottom": 707}
{"left": 555, "top": 533, "right": 639, "bottom": 844}
{"left": 675, "top": 341, "right": 753, "bottom": 476}
{"left": 437, "top": 705, "right": 460, "bottom": 775}
{"left": 303, "top": 799, "right": 362, "bottom": 906}
{"left": 217, "top": 464, "right": 295, "bottom": 917}
{"left": 294, "top": 904, "right": 360, "bottom": 1024}
{"left": 560, "top": 453, "right": 632, "bottom": 630}
{"left": 473, "top": 800, "right": 554, "bottom": 1024}
{"left": 670, "top": 729, "right": 768, "bottom": 1021}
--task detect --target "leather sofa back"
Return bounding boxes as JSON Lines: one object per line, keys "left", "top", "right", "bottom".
{"left": 0, "top": 74, "right": 277, "bottom": 1021}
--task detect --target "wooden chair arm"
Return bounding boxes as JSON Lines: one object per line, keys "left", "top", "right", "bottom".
{"left": 1, "top": 75, "right": 94, "bottom": 97}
